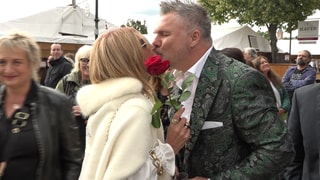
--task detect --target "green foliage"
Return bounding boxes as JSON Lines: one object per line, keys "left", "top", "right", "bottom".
{"left": 151, "top": 72, "right": 195, "bottom": 128}
{"left": 151, "top": 98, "right": 163, "bottom": 128}
{"left": 199, "top": 0, "right": 320, "bottom": 61}
{"left": 257, "top": 30, "right": 270, "bottom": 41}
{"left": 124, "top": 19, "right": 148, "bottom": 34}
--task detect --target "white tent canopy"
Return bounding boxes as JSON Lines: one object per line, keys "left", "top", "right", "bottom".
{"left": 0, "top": 5, "right": 118, "bottom": 44}
{"left": 211, "top": 25, "right": 271, "bottom": 52}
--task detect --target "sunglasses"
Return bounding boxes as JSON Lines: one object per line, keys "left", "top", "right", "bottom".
{"left": 80, "top": 58, "right": 90, "bottom": 63}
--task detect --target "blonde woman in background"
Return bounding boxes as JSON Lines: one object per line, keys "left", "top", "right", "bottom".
{"left": 56, "top": 45, "right": 92, "bottom": 152}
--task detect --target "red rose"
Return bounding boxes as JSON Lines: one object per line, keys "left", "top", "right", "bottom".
{"left": 144, "top": 55, "right": 170, "bottom": 76}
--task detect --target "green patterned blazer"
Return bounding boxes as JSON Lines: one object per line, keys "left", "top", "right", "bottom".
{"left": 181, "top": 48, "right": 295, "bottom": 179}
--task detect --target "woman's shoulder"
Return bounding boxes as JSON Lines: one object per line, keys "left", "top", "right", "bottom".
{"left": 111, "top": 95, "right": 152, "bottom": 125}
{"left": 39, "top": 85, "right": 70, "bottom": 102}
{"left": 126, "top": 93, "right": 151, "bottom": 107}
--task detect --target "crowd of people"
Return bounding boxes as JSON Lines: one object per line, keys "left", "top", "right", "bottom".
{"left": 0, "top": 1, "right": 319, "bottom": 180}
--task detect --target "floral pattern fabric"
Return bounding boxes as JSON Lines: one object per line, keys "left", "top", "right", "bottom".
{"left": 177, "top": 48, "right": 295, "bottom": 179}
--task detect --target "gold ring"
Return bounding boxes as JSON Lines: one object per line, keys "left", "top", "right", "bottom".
{"left": 184, "top": 124, "right": 190, "bottom": 129}
{"left": 172, "top": 119, "right": 179, "bottom": 125}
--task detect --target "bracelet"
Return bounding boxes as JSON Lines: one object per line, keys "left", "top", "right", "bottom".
{"left": 149, "top": 149, "right": 163, "bottom": 175}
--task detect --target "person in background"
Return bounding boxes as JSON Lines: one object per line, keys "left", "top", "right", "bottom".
{"left": 0, "top": 32, "right": 82, "bottom": 180}
{"left": 64, "top": 52, "right": 75, "bottom": 67}
{"left": 220, "top": 47, "right": 254, "bottom": 67}
{"left": 152, "top": 1, "right": 294, "bottom": 179}
{"left": 243, "top": 47, "right": 257, "bottom": 62}
{"left": 284, "top": 83, "right": 320, "bottom": 180}
{"left": 44, "top": 43, "right": 73, "bottom": 88}
{"left": 219, "top": 47, "right": 245, "bottom": 63}
{"left": 0, "top": 130, "right": 6, "bottom": 178}
{"left": 282, "top": 50, "right": 316, "bottom": 102}
{"left": 56, "top": 45, "right": 92, "bottom": 152}
{"left": 76, "top": 27, "right": 189, "bottom": 180}
{"left": 252, "top": 56, "right": 290, "bottom": 120}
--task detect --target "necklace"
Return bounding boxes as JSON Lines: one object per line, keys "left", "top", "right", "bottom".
{"left": 11, "top": 107, "right": 30, "bottom": 134}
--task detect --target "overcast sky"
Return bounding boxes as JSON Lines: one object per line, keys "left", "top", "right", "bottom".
{"left": 0, "top": 0, "right": 162, "bottom": 32}
{"left": 0, "top": 0, "right": 318, "bottom": 37}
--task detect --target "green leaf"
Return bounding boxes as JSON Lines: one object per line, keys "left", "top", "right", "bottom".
{"left": 164, "top": 72, "right": 175, "bottom": 82}
{"left": 151, "top": 70, "right": 195, "bottom": 128}
{"left": 151, "top": 97, "right": 163, "bottom": 114}
{"left": 174, "top": 71, "right": 182, "bottom": 79}
{"left": 161, "top": 73, "right": 174, "bottom": 89}
{"left": 181, "top": 74, "right": 195, "bottom": 90}
{"left": 179, "top": 91, "right": 191, "bottom": 102}
{"left": 151, "top": 110, "right": 161, "bottom": 128}
{"left": 169, "top": 94, "right": 180, "bottom": 101}
{"left": 173, "top": 104, "right": 183, "bottom": 111}
{"left": 165, "top": 99, "right": 181, "bottom": 111}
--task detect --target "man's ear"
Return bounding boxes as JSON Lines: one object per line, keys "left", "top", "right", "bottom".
{"left": 190, "top": 29, "right": 200, "bottom": 47}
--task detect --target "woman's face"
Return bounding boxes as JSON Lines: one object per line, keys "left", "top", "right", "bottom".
{"left": 259, "top": 57, "right": 270, "bottom": 73}
{"left": 136, "top": 35, "right": 154, "bottom": 60}
{"left": 0, "top": 48, "right": 32, "bottom": 89}
{"left": 79, "top": 57, "right": 90, "bottom": 80}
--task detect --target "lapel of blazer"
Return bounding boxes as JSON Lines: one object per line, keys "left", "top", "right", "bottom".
{"left": 316, "top": 85, "right": 320, "bottom": 146}
{"left": 184, "top": 48, "right": 222, "bottom": 161}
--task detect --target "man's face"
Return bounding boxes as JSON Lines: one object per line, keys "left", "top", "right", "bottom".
{"left": 50, "top": 44, "right": 63, "bottom": 60}
{"left": 297, "top": 51, "right": 310, "bottom": 66}
{"left": 243, "top": 52, "right": 252, "bottom": 61}
{"left": 152, "top": 13, "right": 190, "bottom": 70}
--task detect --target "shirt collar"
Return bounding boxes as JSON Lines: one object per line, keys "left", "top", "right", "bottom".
{"left": 175, "top": 46, "right": 213, "bottom": 85}
{"left": 188, "top": 46, "right": 213, "bottom": 78}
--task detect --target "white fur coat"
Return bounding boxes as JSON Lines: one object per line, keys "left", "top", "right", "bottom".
{"left": 76, "top": 77, "right": 174, "bottom": 180}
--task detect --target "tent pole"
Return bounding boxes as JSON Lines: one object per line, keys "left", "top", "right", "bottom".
{"left": 289, "top": 30, "right": 292, "bottom": 56}
{"left": 94, "top": 0, "right": 99, "bottom": 39}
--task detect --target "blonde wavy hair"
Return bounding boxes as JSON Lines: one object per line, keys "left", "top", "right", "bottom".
{"left": 90, "top": 27, "right": 154, "bottom": 98}
{"left": 0, "top": 32, "right": 41, "bottom": 82}
{"left": 72, "top": 45, "right": 92, "bottom": 73}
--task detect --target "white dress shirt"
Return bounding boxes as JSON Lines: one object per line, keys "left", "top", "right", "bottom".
{"left": 176, "top": 46, "right": 213, "bottom": 122}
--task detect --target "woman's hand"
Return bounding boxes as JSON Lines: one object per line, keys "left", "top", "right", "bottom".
{"left": 190, "top": 177, "right": 209, "bottom": 180}
{"left": 0, "top": 162, "right": 7, "bottom": 177}
{"left": 165, "top": 108, "right": 190, "bottom": 154}
{"left": 278, "top": 108, "right": 286, "bottom": 116}
{"left": 72, "top": 105, "right": 82, "bottom": 116}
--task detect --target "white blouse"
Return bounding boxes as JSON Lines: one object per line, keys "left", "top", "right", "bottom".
{"left": 269, "top": 81, "right": 281, "bottom": 108}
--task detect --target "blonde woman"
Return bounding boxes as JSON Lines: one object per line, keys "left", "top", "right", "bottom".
{"left": 77, "top": 27, "right": 189, "bottom": 179}
{"left": 56, "top": 45, "right": 92, "bottom": 152}
{"left": 0, "top": 32, "right": 82, "bottom": 179}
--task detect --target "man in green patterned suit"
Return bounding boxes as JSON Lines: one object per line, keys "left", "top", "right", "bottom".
{"left": 152, "top": 1, "right": 295, "bottom": 179}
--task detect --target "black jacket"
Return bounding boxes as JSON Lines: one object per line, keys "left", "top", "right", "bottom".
{"left": 0, "top": 82, "right": 82, "bottom": 180}
{"left": 45, "top": 57, "right": 73, "bottom": 88}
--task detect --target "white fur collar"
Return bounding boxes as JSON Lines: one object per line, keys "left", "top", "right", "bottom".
{"left": 76, "top": 77, "right": 143, "bottom": 116}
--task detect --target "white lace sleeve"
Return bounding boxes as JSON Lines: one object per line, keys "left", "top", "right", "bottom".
{"left": 129, "top": 140, "right": 175, "bottom": 180}
{"left": 150, "top": 139, "right": 175, "bottom": 176}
